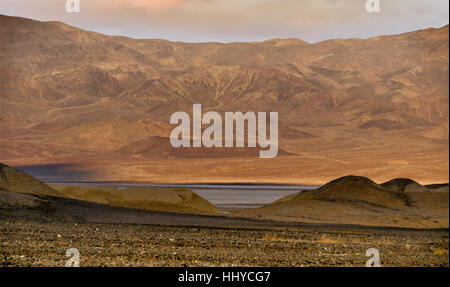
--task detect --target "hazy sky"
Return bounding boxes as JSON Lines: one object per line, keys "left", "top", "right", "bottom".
{"left": 1, "top": 0, "right": 448, "bottom": 42}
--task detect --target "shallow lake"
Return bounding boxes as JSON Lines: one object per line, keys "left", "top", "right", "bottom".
{"left": 47, "top": 182, "right": 317, "bottom": 211}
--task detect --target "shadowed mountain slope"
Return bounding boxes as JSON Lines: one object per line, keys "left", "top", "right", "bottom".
{"left": 0, "top": 163, "right": 62, "bottom": 197}
{"left": 380, "top": 178, "right": 449, "bottom": 193}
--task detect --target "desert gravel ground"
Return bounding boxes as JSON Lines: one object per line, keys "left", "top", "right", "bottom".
{"left": 1, "top": 219, "right": 448, "bottom": 267}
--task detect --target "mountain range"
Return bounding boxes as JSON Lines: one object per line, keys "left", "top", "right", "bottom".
{"left": 0, "top": 15, "right": 448, "bottom": 184}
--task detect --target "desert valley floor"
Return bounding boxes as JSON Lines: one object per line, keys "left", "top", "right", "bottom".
{"left": 1, "top": 218, "right": 448, "bottom": 267}
{"left": 0, "top": 164, "right": 448, "bottom": 267}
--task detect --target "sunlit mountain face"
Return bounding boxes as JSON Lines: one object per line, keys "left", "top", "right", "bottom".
{"left": 0, "top": 15, "right": 448, "bottom": 184}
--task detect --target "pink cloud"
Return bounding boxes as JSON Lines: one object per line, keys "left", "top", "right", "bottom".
{"left": 98, "top": 0, "right": 186, "bottom": 12}
{"left": 124, "top": 0, "right": 185, "bottom": 9}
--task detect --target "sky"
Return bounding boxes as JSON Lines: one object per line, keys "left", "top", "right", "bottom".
{"left": 0, "top": 0, "right": 448, "bottom": 43}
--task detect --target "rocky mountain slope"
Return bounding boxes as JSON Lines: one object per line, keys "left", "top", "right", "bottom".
{"left": 0, "top": 163, "right": 62, "bottom": 197}
{"left": 237, "top": 176, "right": 449, "bottom": 228}
{"left": 0, "top": 163, "right": 218, "bottom": 214}
{"left": 0, "top": 15, "right": 448, "bottom": 184}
